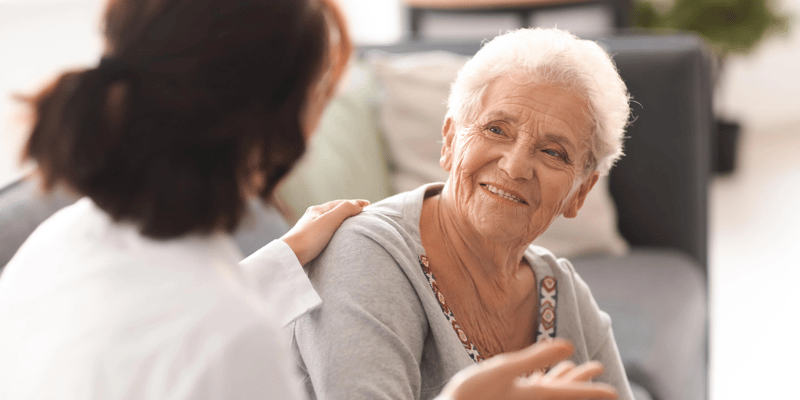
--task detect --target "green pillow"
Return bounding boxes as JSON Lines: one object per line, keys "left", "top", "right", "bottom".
{"left": 277, "top": 62, "right": 392, "bottom": 222}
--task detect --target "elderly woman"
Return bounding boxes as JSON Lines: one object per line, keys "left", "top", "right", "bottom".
{"left": 292, "top": 27, "right": 634, "bottom": 400}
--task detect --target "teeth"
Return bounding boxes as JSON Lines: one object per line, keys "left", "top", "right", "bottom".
{"left": 483, "top": 184, "right": 523, "bottom": 203}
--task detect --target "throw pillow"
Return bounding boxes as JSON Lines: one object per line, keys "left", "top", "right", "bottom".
{"left": 276, "top": 61, "right": 393, "bottom": 223}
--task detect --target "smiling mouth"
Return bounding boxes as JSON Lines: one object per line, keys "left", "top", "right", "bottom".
{"left": 480, "top": 183, "right": 527, "bottom": 204}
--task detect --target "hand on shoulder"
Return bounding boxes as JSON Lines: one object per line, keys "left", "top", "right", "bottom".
{"left": 281, "top": 199, "right": 369, "bottom": 265}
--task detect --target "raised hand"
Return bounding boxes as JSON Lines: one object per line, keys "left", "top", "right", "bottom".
{"left": 439, "top": 338, "right": 618, "bottom": 400}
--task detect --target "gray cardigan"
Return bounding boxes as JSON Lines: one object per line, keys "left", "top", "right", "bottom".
{"left": 291, "top": 183, "right": 633, "bottom": 400}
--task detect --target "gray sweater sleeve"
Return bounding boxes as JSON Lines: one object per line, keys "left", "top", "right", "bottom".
{"left": 291, "top": 219, "right": 430, "bottom": 400}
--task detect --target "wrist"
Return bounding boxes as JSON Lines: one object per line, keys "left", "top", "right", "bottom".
{"left": 280, "top": 234, "right": 307, "bottom": 265}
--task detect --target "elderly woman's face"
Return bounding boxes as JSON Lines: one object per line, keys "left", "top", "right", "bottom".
{"left": 440, "top": 75, "right": 599, "bottom": 243}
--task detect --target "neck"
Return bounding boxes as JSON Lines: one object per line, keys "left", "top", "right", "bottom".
{"left": 421, "top": 191, "right": 531, "bottom": 300}
{"left": 420, "top": 188, "right": 539, "bottom": 356}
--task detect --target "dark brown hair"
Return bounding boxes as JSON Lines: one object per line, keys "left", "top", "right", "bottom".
{"left": 21, "top": 0, "right": 352, "bottom": 238}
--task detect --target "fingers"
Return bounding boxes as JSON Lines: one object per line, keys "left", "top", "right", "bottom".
{"left": 541, "top": 359, "right": 602, "bottom": 384}
{"left": 442, "top": 340, "right": 614, "bottom": 400}
{"left": 317, "top": 199, "right": 369, "bottom": 222}
{"left": 531, "top": 381, "right": 618, "bottom": 400}
{"left": 544, "top": 360, "right": 576, "bottom": 380}
{"left": 487, "top": 338, "right": 574, "bottom": 380}
{"left": 305, "top": 199, "right": 369, "bottom": 216}
{"left": 304, "top": 199, "right": 344, "bottom": 215}
{"left": 561, "top": 360, "right": 604, "bottom": 382}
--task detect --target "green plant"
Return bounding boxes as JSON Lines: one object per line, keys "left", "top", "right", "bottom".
{"left": 633, "top": 0, "right": 790, "bottom": 57}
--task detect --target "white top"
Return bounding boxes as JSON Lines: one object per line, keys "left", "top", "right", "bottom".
{"left": 0, "top": 198, "right": 319, "bottom": 400}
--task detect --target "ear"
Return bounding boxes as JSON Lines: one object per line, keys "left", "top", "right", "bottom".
{"left": 563, "top": 171, "right": 600, "bottom": 218}
{"left": 439, "top": 117, "right": 456, "bottom": 172}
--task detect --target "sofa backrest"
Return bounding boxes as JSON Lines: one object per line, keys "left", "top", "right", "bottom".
{"left": 360, "top": 33, "right": 713, "bottom": 273}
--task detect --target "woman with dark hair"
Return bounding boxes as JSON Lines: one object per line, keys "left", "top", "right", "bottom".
{"left": 0, "top": 0, "right": 618, "bottom": 399}
{"left": 0, "top": 1, "right": 362, "bottom": 398}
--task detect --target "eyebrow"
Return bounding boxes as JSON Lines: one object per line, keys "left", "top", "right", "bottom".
{"left": 543, "top": 133, "right": 575, "bottom": 147}
{"left": 482, "top": 111, "right": 519, "bottom": 124}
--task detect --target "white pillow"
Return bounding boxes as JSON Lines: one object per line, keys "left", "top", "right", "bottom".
{"left": 369, "top": 51, "right": 628, "bottom": 259}
{"left": 277, "top": 62, "right": 393, "bottom": 222}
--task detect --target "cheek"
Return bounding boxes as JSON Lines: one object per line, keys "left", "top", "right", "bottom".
{"left": 449, "top": 137, "right": 498, "bottom": 217}
{"left": 540, "top": 172, "right": 578, "bottom": 212}
{"left": 454, "top": 135, "right": 493, "bottom": 172}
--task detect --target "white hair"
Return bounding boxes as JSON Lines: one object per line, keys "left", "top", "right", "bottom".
{"left": 446, "top": 27, "right": 631, "bottom": 176}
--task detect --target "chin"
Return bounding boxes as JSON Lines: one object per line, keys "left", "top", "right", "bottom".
{"left": 472, "top": 215, "right": 528, "bottom": 241}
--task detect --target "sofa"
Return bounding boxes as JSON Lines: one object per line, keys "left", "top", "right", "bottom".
{"left": 0, "top": 33, "right": 712, "bottom": 400}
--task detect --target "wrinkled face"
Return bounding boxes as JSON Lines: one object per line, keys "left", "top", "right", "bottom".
{"left": 440, "top": 75, "right": 599, "bottom": 244}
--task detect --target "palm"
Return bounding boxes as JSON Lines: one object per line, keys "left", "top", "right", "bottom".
{"left": 441, "top": 339, "right": 618, "bottom": 400}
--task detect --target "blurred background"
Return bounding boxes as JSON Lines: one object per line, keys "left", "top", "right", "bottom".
{"left": 1, "top": 0, "right": 799, "bottom": 398}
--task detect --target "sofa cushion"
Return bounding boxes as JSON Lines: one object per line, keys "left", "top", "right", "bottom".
{"left": 368, "top": 51, "right": 628, "bottom": 259}
{"left": 277, "top": 61, "right": 393, "bottom": 222}
{"left": 572, "top": 249, "right": 707, "bottom": 400}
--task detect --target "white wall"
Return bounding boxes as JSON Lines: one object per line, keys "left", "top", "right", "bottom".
{"left": 331, "top": 0, "right": 800, "bottom": 135}
{"left": 0, "top": 0, "right": 405, "bottom": 187}
{"left": 715, "top": 0, "right": 800, "bottom": 134}
{"left": 337, "top": 0, "right": 403, "bottom": 44}
{"left": 2, "top": 0, "right": 799, "bottom": 185}
{"left": 0, "top": 0, "right": 104, "bottom": 186}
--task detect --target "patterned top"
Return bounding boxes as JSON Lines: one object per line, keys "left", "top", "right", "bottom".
{"left": 418, "top": 255, "right": 558, "bottom": 363}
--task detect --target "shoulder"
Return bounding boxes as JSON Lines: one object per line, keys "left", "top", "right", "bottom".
{"left": 525, "top": 244, "right": 612, "bottom": 342}
{"left": 334, "top": 187, "right": 419, "bottom": 240}
{"left": 3, "top": 198, "right": 94, "bottom": 270}
{"left": 311, "top": 186, "right": 429, "bottom": 277}
{"left": 525, "top": 245, "right": 593, "bottom": 294}
{"left": 307, "top": 206, "right": 423, "bottom": 300}
{"left": 525, "top": 245, "right": 582, "bottom": 282}
{"left": 301, "top": 188, "right": 431, "bottom": 324}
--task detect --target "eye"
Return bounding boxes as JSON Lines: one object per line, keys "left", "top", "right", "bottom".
{"left": 488, "top": 126, "right": 505, "bottom": 136}
{"left": 543, "top": 148, "right": 565, "bottom": 159}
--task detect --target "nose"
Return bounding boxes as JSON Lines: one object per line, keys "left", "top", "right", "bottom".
{"left": 498, "top": 143, "right": 534, "bottom": 180}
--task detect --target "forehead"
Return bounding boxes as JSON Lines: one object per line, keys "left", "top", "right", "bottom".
{"left": 477, "top": 75, "right": 592, "bottom": 136}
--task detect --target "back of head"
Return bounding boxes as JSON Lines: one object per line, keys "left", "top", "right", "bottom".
{"left": 22, "top": 0, "right": 351, "bottom": 238}
{"left": 447, "top": 28, "right": 630, "bottom": 176}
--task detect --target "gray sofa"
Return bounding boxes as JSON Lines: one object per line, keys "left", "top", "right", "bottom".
{"left": 0, "top": 33, "right": 712, "bottom": 400}
{"left": 357, "top": 34, "right": 712, "bottom": 400}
